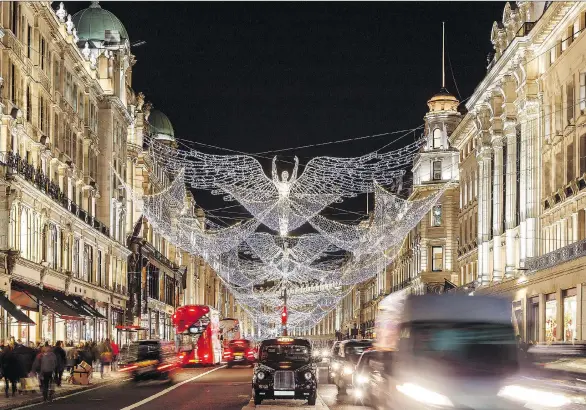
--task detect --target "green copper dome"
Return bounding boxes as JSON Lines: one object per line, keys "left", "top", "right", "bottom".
{"left": 72, "top": 2, "right": 128, "bottom": 44}
{"left": 148, "top": 110, "right": 175, "bottom": 141}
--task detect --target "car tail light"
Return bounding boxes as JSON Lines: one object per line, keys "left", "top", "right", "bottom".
{"left": 120, "top": 365, "right": 138, "bottom": 372}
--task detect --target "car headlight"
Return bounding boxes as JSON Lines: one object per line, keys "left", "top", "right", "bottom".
{"left": 356, "top": 374, "right": 369, "bottom": 385}
{"left": 257, "top": 371, "right": 265, "bottom": 380}
{"left": 304, "top": 371, "right": 312, "bottom": 381}
{"left": 331, "top": 362, "right": 340, "bottom": 370}
{"left": 343, "top": 365, "right": 353, "bottom": 375}
{"left": 321, "top": 349, "right": 330, "bottom": 357}
{"left": 396, "top": 383, "right": 453, "bottom": 407}
{"left": 498, "top": 385, "right": 572, "bottom": 408}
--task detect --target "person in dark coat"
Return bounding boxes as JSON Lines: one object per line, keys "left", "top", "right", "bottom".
{"left": 12, "top": 343, "right": 35, "bottom": 377}
{"left": 53, "top": 341, "right": 66, "bottom": 387}
{"left": 1, "top": 345, "right": 23, "bottom": 397}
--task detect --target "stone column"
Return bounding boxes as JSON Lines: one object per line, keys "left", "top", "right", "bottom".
{"left": 525, "top": 98, "right": 540, "bottom": 261}
{"left": 477, "top": 146, "right": 492, "bottom": 286}
{"left": 504, "top": 119, "right": 517, "bottom": 277}
{"left": 492, "top": 137, "right": 505, "bottom": 282}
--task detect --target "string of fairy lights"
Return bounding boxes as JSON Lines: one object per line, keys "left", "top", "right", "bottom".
{"left": 120, "top": 132, "right": 449, "bottom": 334}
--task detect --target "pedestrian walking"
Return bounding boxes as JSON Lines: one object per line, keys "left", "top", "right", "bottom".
{"left": 99, "top": 339, "right": 112, "bottom": 378}
{"left": 110, "top": 339, "right": 120, "bottom": 371}
{"left": 33, "top": 346, "right": 57, "bottom": 402}
{"left": 0, "top": 344, "right": 22, "bottom": 397}
{"left": 53, "top": 341, "right": 66, "bottom": 387}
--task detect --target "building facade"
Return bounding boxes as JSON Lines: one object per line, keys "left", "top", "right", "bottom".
{"left": 0, "top": 1, "right": 243, "bottom": 346}
{"left": 452, "top": 1, "right": 586, "bottom": 344}
{"left": 321, "top": 2, "right": 586, "bottom": 346}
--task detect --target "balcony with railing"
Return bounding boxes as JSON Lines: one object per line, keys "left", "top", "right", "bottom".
{"left": 1, "top": 151, "right": 110, "bottom": 237}
{"left": 525, "top": 238, "right": 586, "bottom": 273}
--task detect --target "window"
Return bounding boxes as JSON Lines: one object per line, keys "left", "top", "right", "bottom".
{"left": 40, "top": 37, "right": 46, "bottom": 71}
{"left": 97, "top": 250, "right": 102, "bottom": 286}
{"left": 567, "top": 82, "right": 575, "bottom": 125}
{"left": 49, "top": 224, "right": 59, "bottom": 269}
{"left": 579, "top": 72, "right": 586, "bottom": 113}
{"left": 431, "top": 205, "right": 442, "bottom": 227}
{"left": 10, "top": 63, "right": 16, "bottom": 104}
{"left": 72, "top": 84, "right": 78, "bottom": 113}
{"left": 555, "top": 91, "right": 563, "bottom": 133}
{"left": 73, "top": 238, "right": 80, "bottom": 277}
{"left": 27, "top": 24, "right": 31, "bottom": 59}
{"left": 432, "top": 161, "right": 442, "bottom": 180}
{"left": 431, "top": 246, "right": 443, "bottom": 272}
{"left": 65, "top": 71, "right": 72, "bottom": 105}
{"left": 580, "top": 134, "right": 586, "bottom": 175}
{"left": 83, "top": 244, "right": 93, "bottom": 282}
{"left": 574, "top": 20, "right": 580, "bottom": 40}
{"left": 26, "top": 86, "right": 31, "bottom": 122}
{"left": 53, "top": 59, "right": 60, "bottom": 92}
{"left": 567, "top": 142, "right": 574, "bottom": 183}
{"left": 432, "top": 128, "right": 442, "bottom": 149}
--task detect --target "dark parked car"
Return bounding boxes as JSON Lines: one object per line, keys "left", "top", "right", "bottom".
{"left": 331, "top": 339, "right": 373, "bottom": 395}
{"left": 252, "top": 337, "right": 320, "bottom": 405}
{"left": 224, "top": 339, "right": 255, "bottom": 368}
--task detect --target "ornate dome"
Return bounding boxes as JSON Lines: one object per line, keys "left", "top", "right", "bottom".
{"left": 147, "top": 110, "right": 175, "bottom": 141}
{"left": 427, "top": 88, "right": 459, "bottom": 113}
{"left": 72, "top": 2, "right": 128, "bottom": 45}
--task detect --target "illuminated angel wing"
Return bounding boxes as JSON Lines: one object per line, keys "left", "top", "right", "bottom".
{"left": 290, "top": 138, "right": 423, "bottom": 198}
{"left": 147, "top": 139, "right": 277, "bottom": 203}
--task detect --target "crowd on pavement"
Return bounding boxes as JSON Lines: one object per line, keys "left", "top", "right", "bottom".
{"left": 0, "top": 337, "right": 120, "bottom": 402}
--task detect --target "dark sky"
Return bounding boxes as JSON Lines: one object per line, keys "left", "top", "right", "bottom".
{"left": 68, "top": 1, "right": 504, "bottom": 221}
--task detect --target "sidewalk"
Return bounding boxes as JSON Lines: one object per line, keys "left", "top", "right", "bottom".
{"left": 0, "top": 370, "right": 128, "bottom": 410}
{"left": 242, "top": 396, "right": 329, "bottom": 409}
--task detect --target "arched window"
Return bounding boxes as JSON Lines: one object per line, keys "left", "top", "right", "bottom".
{"left": 433, "top": 128, "right": 442, "bottom": 149}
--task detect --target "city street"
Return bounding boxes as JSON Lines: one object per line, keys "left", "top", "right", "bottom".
{"left": 7, "top": 365, "right": 370, "bottom": 410}
{"left": 4, "top": 364, "right": 586, "bottom": 410}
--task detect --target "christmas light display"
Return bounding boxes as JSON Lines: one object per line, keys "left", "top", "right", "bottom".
{"left": 121, "top": 135, "right": 449, "bottom": 332}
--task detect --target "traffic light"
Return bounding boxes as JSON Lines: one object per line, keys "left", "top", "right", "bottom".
{"left": 281, "top": 306, "right": 288, "bottom": 325}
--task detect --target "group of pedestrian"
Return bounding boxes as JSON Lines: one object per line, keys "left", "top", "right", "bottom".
{"left": 0, "top": 337, "right": 119, "bottom": 402}
{"left": 64, "top": 339, "right": 119, "bottom": 377}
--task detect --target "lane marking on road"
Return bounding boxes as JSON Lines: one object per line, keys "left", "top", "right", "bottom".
{"left": 12, "top": 378, "right": 133, "bottom": 409}
{"left": 120, "top": 365, "right": 227, "bottom": 410}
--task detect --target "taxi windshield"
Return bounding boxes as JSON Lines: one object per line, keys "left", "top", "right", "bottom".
{"left": 260, "top": 344, "right": 310, "bottom": 363}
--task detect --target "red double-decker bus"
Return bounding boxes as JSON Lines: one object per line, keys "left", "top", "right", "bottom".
{"left": 172, "top": 305, "right": 222, "bottom": 366}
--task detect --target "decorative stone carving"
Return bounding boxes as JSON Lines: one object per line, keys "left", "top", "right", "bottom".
{"left": 39, "top": 265, "right": 49, "bottom": 289}
{"left": 89, "top": 52, "right": 97, "bottom": 69}
{"left": 72, "top": 28, "right": 79, "bottom": 44}
{"left": 136, "top": 93, "right": 145, "bottom": 112}
{"left": 66, "top": 14, "right": 74, "bottom": 34}
{"left": 64, "top": 271, "right": 73, "bottom": 295}
{"left": 56, "top": 2, "right": 67, "bottom": 23}
{"left": 0, "top": 250, "right": 19, "bottom": 276}
{"left": 143, "top": 102, "right": 152, "bottom": 121}
{"left": 82, "top": 42, "right": 91, "bottom": 60}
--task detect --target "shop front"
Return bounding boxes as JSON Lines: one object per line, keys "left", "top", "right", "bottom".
{"left": 10, "top": 281, "right": 107, "bottom": 345}
{"left": 479, "top": 250, "right": 586, "bottom": 344}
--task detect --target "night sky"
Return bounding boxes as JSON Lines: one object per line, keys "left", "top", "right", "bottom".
{"left": 67, "top": 1, "right": 505, "bottom": 222}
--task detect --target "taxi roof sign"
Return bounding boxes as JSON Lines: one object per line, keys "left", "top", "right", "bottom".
{"left": 277, "top": 337, "right": 294, "bottom": 343}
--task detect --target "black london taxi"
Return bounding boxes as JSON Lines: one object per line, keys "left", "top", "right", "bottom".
{"left": 121, "top": 340, "right": 179, "bottom": 383}
{"left": 252, "top": 337, "right": 320, "bottom": 405}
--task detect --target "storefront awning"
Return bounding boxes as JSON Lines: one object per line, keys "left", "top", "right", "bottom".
{"left": 65, "top": 296, "right": 106, "bottom": 319}
{"left": 12, "top": 282, "right": 82, "bottom": 320}
{"left": 0, "top": 293, "right": 35, "bottom": 324}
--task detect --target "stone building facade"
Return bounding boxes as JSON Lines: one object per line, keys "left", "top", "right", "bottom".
{"left": 318, "top": 2, "right": 586, "bottom": 345}
{"left": 0, "top": 1, "right": 243, "bottom": 346}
